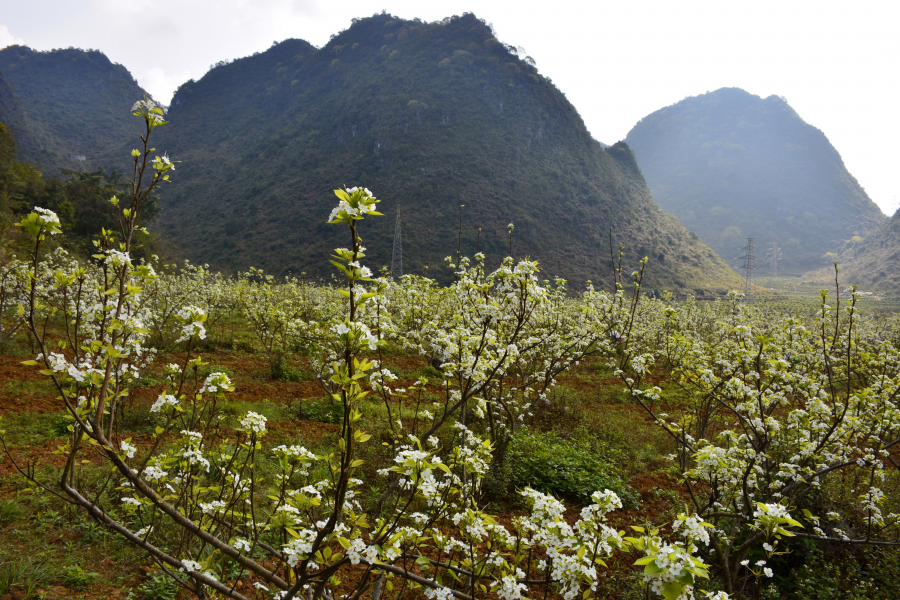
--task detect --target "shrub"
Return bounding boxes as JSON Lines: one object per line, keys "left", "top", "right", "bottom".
{"left": 506, "top": 429, "right": 637, "bottom": 507}
{"left": 786, "top": 546, "right": 900, "bottom": 600}
{"left": 271, "top": 356, "right": 312, "bottom": 381}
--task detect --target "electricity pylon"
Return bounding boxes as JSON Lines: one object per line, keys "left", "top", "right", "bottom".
{"left": 739, "top": 238, "right": 757, "bottom": 303}
{"left": 391, "top": 210, "right": 403, "bottom": 278}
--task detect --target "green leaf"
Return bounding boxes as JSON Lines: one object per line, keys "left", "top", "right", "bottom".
{"left": 674, "top": 570, "right": 694, "bottom": 586}
{"left": 661, "top": 582, "right": 683, "bottom": 600}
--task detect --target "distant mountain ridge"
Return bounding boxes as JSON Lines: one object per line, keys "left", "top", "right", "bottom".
{"left": 0, "top": 15, "right": 740, "bottom": 293}
{"left": 0, "top": 45, "right": 147, "bottom": 173}
{"left": 151, "top": 13, "right": 737, "bottom": 291}
{"left": 625, "top": 88, "right": 885, "bottom": 273}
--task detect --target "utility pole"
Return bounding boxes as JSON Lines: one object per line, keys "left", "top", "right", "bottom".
{"left": 391, "top": 210, "right": 403, "bottom": 278}
{"left": 739, "top": 238, "right": 757, "bottom": 303}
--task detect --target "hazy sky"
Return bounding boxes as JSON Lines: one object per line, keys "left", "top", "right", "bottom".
{"left": 2, "top": 0, "right": 898, "bottom": 215}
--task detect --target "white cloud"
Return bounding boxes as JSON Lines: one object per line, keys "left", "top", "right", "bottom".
{"left": 139, "top": 67, "right": 193, "bottom": 107}
{"left": 31, "top": 0, "right": 326, "bottom": 103}
{"left": 0, "top": 24, "right": 25, "bottom": 49}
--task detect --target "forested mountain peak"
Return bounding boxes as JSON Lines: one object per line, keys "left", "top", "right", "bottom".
{"left": 0, "top": 14, "right": 740, "bottom": 292}
{"left": 0, "top": 44, "right": 149, "bottom": 173}
{"left": 153, "top": 12, "right": 738, "bottom": 291}
{"left": 625, "top": 87, "right": 885, "bottom": 273}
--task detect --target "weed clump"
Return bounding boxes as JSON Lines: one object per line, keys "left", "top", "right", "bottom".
{"left": 505, "top": 429, "right": 637, "bottom": 507}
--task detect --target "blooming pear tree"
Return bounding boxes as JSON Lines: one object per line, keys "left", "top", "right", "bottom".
{"left": 0, "top": 255, "right": 29, "bottom": 345}
{"left": 142, "top": 259, "right": 239, "bottom": 351}
{"left": 616, "top": 284, "right": 900, "bottom": 595}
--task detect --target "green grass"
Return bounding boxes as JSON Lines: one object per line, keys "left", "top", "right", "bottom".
{"left": 0, "top": 485, "right": 141, "bottom": 597}
{"left": 531, "top": 384, "right": 675, "bottom": 477}
{"left": 0, "top": 499, "right": 24, "bottom": 525}
{"left": 3, "top": 378, "right": 58, "bottom": 397}
{"left": 0, "top": 556, "right": 54, "bottom": 599}
{"left": 127, "top": 572, "right": 179, "bottom": 600}
{"left": 0, "top": 411, "right": 70, "bottom": 445}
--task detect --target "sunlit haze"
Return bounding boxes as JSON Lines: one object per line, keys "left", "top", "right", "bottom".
{"left": 2, "top": 0, "right": 898, "bottom": 214}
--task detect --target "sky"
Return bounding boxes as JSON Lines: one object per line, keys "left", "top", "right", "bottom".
{"left": 1, "top": 0, "right": 899, "bottom": 215}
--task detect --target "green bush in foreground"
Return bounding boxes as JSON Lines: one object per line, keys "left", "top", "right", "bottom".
{"left": 507, "top": 429, "right": 638, "bottom": 507}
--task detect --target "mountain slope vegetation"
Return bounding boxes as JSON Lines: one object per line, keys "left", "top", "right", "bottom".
{"left": 0, "top": 45, "right": 147, "bottom": 173}
{"left": 837, "top": 210, "right": 900, "bottom": 294}
{"left": 0, "top": 70, "right": 29, "bottom": 151}
{"left": 625, "top": 88, "right": 885, "bottom": 273}
{"left": 151, "top": 13, "right": 737, "bottom": 291}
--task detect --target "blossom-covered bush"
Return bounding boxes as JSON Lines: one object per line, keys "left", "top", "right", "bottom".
{"left": 616, "top": 288, "right": 900, "bottom": 594}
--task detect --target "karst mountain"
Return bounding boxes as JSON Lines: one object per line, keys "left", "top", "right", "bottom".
{"left": 0, "top": 14, "right": 740, "bottom": 292}
{"left": 625, "top": 88, "right": 885, "bottom": 273}
{"left": 0, "top": 46, "right": 146, "bottom": 173}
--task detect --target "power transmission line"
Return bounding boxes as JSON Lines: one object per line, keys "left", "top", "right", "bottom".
{"left": 391, "top": 210, "right": 403, "bottom": 278}
{"left": 739, "top": 238, "right": 757, "bottom": 303}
